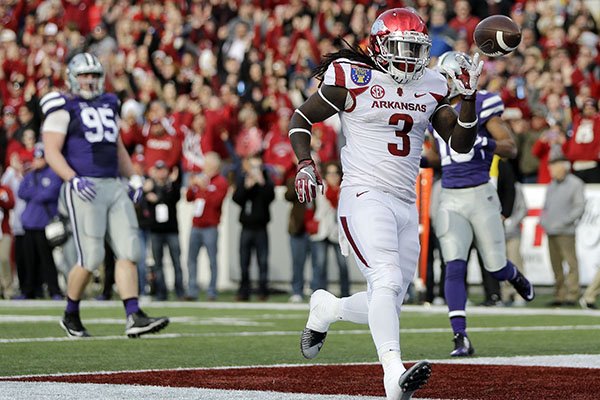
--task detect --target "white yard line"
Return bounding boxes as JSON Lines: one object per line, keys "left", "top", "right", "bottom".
{"left": 2, "top": 324, "right": 600, "bottom": 344}
{"left": 1, "top": 300, "right": 599, "bottom": 317}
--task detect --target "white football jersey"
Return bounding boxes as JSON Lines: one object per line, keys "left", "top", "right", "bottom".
{"left": 323, "top": 58, "right": 448, "bottom": 203}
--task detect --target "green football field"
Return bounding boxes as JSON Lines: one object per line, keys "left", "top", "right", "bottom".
{"left": 1, "top": 296, "right": 600, "bottom": 378}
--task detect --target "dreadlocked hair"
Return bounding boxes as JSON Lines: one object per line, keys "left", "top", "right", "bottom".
{"left": 312, "top": 38, "right": 379, "bottom": 81}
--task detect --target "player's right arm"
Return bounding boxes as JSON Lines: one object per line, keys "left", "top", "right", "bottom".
{"left": 289, "top": 84, "right": 348, "bottom": 203}
{"left": 289, "top": 85, "right": 348, "bottom": 161}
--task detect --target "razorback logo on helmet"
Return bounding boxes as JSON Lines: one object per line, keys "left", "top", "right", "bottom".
{"left": 370, "top": 85, "right": 385, "bottom": 99}
{"left": 371, "top": 18, "right": 388, "bottom": 35}
{"left": 351, "top": 66, "right": 372, "bottom": 85}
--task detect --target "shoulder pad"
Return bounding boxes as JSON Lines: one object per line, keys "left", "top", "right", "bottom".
{"left": 39, "top": 92, "right": 67, "bottom": 117}
{"left": 323, "top": 59, "right": 375, "bottom": 89}
{"left": 424, "top": 69, "right": 449, "bottom": 99}
{"left": 101, "top": 92, "right": 120, "bottom": 104}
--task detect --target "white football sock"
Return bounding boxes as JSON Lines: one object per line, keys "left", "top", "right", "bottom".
{"left": 339, "top": 291, "right": 369, "bottom": 324}
{"left": 381, "top": 350, "right": 406, "bottom": 400}
{"left": 369, "top": 287, "right": 401, "bottom": 359}
{"left": 381, "top": 350, "right": 405, "bottom": 375}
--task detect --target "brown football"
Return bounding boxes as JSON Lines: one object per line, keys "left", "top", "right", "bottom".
{"left": 473, "top": 15, "right": 521, "bottom": 57}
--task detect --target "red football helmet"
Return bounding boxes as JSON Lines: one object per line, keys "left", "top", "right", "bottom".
{"left": 369, "top": 8, "right": 431, "bottom": 84}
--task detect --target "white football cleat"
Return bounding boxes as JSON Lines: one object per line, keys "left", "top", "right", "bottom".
{"left": 300, "top": 290, "right": 340, "bottom": 359}
{"left": 384, "top": 360, "right": 431, "bottom": 400}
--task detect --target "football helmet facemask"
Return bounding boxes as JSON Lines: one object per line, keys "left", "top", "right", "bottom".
{"left": 437, "top": 51, "right": 471, "bottom": 99}
{"left": 369, "top": 8, "right": 431, "bottom": 84}
{"left": 66, "top": 52, "right": 105, "bottom": 100}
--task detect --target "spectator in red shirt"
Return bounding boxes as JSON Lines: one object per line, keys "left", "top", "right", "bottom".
{"left": 263, "top": 108, "right": 295, "bottom": 185}
{"left": 448, "top": 0, "right": 480, "bottom": 48}
{"left": 1, "top": 72, "right": 26, "bottom": 112}
{"left": 120, "top": 99, "right": 144, "bottom": 154}
{"left": 0, "top": 171, "right": 15, "bottom": 299}
{"left": 185, "top": 152, "right": 229, "bottom": 301}
{"left": 141, "top": 100, "right": 181, "bottom": 172}
{"left": 181, "top": 113, "right": 215, "bottom": 182}
{"left": 312, "top": 122, "right": 339, "bottom": 164}
{"left": 532, "top": 124, "right": 568, "bottom": 184}
{"left": 62, "top": 0, "right": 93, "bottom": 36}
{"left": 235, "top": 105, "right": 263, "bottom": 159}
{"left": 501, "top": 76, "right": 532, "bottom": 120}
{"left": 2, "top": 106, "right": 23, "bottom": 169}
{"left": 562, "top": 65, "right": 600, "bottom": 183}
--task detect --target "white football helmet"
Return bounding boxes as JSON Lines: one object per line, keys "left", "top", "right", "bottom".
{"left": 66, "top": 52, "right": 105, "bottom": 99}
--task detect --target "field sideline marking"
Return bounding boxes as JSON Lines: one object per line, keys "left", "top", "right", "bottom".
{"left": 2, "top": 324, "right": 600, "bottom": 344}
{"left": 2, "top": 354, "right": 600, "bottom": 380}
{"left": 2, "top": 300, "right": 600, "bottom": 317}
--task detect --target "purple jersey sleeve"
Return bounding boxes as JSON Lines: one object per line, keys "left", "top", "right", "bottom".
{"left": 435, "top": 91, "right": 504, "bottom": 189}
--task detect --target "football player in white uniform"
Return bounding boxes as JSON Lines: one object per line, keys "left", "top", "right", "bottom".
{"left": 289, "top": 8, "right": 482, "bottom": 400}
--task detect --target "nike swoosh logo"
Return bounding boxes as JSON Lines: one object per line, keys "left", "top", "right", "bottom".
{"left": 414, "top": 93, "right": 426, "bottom": 98}
{"left": 356, "top": 191, "right": 369, "bottom": 197}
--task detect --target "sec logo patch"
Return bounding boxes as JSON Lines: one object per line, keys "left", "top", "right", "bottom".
{"left": 370, "top": 85, "right": 385, "bottom": 99}
{"left": 350, "top": 66, "right": 371, "bottom": 86}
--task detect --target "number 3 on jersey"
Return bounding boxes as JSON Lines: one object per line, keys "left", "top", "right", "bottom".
{"left": 388, "top": 113, "right": 413, "bottom": 157}
{"left": 81, "top": 107, "right": 118, "bottom": 143}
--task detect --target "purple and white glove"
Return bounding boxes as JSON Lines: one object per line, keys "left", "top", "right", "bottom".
{"left": 128, "top": 174, "right": 144, "bottom": 204}
{"left": 70, "top": 176, "right": 96, "bottom": 202}
{"left": 295, "top": 159, "right": 323, "bottom": 203}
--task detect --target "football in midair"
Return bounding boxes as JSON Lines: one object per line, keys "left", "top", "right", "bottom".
{"left": 473, "top": 15, "right": 521, "bottom": 57}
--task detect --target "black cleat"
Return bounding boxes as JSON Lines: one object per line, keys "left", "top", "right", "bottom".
{"left": 60, "top": 312, "right": 91, "bottom": 338}
{"left": 399, "top": 360, "right": 432, "bottom": 400}
{"left": 510, "top": 270, "right": 535, "bottom": 302}
{"left": 125, "top": 310, "right": 169, "bottom": 338}
{"left": 300, "top": 328, "right": 327, "bottom": 359}
{"left": 450, "top": 333, "right": 475, "bottom": 357}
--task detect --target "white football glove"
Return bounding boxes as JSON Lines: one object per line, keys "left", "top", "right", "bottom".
{"left": 442, "top": 52, "right": 483, "bottom": 98}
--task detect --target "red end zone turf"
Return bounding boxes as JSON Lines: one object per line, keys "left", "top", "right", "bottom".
{"left": 5, "top": 363, "right": 600, "bottom": 400}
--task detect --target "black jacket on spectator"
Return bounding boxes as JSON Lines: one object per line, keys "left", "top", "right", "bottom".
{"left": 232, "top": 170, "right": 275, "bottom": 229}
{"left": 147, "top": 179, "right": 181, "bottom": 233}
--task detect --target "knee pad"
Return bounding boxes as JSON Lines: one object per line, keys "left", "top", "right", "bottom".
{"left": 371, "top": 285, "right": 402, "bottom": 315}
{"left": 123, "top": 233, "right": 141, "bottom": 263}
{"left": 83, "top": 245, "right": 105, "bottom": 271}
{"left": 369, "top": 266, "right": 404, "bottom": 293}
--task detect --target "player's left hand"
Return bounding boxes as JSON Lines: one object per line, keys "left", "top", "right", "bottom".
{"left": 295, "top": 159, "right": 323, "bottom": 203}
{"left": 128, "top": 174, "right": 144, "bottom": 204}
{"left": 443, "top": 52, "right": 483, "bottom": 98}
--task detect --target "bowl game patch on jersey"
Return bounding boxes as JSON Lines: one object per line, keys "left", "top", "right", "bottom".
{"left": 350, "top": 66, "right": 372, "bottom": 86}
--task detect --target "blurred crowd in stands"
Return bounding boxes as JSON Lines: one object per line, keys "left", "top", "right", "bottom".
{"left": 0, "top": 0, "right": 599, "bottom": 302}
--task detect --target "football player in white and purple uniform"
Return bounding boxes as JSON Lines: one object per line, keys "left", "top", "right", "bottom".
{"left": 290, "top": 8, "right": 483, "bottom": 400}
{"left": 42, "top": 52, "right": 169, "bottom": 338}
{"left": 424, "top": 51, "right": 535, "bottom": 357}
